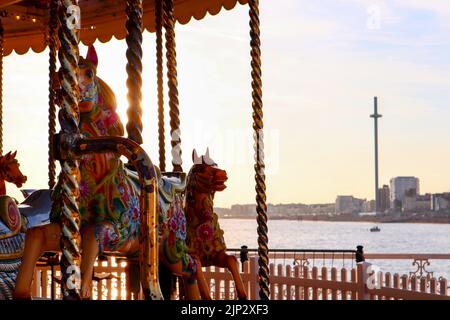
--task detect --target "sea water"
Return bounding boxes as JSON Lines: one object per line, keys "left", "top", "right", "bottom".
{"left": 220, "top": 219, "right": 450, "bottom": 280}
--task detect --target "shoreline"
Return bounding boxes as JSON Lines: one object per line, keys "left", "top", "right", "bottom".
{"left": 218, "top": 215, "right": 450, "bottom": 224}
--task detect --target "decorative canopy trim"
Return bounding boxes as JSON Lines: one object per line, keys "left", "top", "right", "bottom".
{"left": 0, "top": 0, "right": 248, "bottom": 56}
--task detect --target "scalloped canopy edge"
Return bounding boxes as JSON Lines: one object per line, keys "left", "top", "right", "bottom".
{"left": 1, "top": 0, "right": 249, "bottom": 56}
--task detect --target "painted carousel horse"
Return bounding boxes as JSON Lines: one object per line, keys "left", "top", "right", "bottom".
{"left": 13, "top": 45, "right": 210, "bottom": 300}
{"left": 185, "top": 149, "right": 247, "bottom": 300}
{"left": 0, "top": 151, "right": 28, "bottom": 299}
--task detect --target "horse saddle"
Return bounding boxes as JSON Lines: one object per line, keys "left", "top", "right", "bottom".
{"left": 157, "top": 171, "right": 186, "bottom": 220}
{"left": 0, "top": 190, "right": 51, "bottom": 260}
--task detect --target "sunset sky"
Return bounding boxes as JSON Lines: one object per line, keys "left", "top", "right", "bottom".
{"left": 3, "top": 0, "right": 450, "bottom": 208}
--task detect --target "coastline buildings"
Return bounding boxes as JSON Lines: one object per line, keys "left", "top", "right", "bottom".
{"left": 219, "top": 203, "right": 336, "bottom": 218}
{"left": 335, "top": 196, "right": 365, "bottom": 214}
{"left": 390, "top": 176, "right": 420, "bottom": 210}
{"left": 218, "top": 177, "right": 450, "bottom": 218}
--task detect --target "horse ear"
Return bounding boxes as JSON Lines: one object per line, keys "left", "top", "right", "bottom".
{"left": 192, "top": 149, "right": 202, "bottom": 165}
{"left": 86, "top": 45, "right": 98, "bottom": 68}
{"left": 4, "top": 151, "right": 11, "bottom": 160}
{"left": 203, "top": 147, "right": 215, "bottom": 166}
{"left": 12, "top": 151, "right": 17, "bottom": 158}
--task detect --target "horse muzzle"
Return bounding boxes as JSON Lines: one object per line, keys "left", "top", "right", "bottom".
{"left": 14, "top": 176, "right": 27, "bottom": 188}
{"left": 212, "top": 170, "right": 227, "bottom": 191}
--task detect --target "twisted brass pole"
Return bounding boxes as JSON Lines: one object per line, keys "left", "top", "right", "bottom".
{"left": 57, "top": 0, "right": 81, "bottom": 300}
{"left": 125, "top": 0, "right": 144, "bottom": 145}
{"left": 48, "top": 0, "right": 58, "bottom": 189}
{"left": 163, "top": 0, "right": 182, "bottom": 172}
{"left": 0, "top": 20, "right": 3, "bottom": 156}
{"left": 124, "top": 0, "right": 164, "bottom": 300}
{"left": 249, "top": 0, "right": 269, "bottom": 300}
{"left": 156, "top": 0, "right": 165, "bottom": 172}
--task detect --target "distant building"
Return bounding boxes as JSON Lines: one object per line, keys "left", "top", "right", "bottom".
{"left": 335, "top": 196, "right": 365, "bottom": 214}
{"left": 336, "top": 196, "right": 353, "bottom": 214}
{"left": 214, "top": 207, "right": 231, "bottom": 217}
{"left": 230, "top": 204, "right": 255, "bottom": 216}
{"left": 229, "top": 203, "right": 336, "bottom": 217}
{"left": 403, "top": 193, "right": 431, "bottom": 212}
{"left": 390, "top": 177, "right": 420, "bottom": 210}
{"left": 363, "top": 200, "right": 375, "bottom": 212}
{"left": 432, "top": 193, "right": 450, "bottom": 211}
{"left": 377, "top": 184, "right": 390, "bottom": 212}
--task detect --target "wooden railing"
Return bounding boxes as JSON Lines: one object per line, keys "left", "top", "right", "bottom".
{"left": 203, "top": 257, "right": 449, "bottom": 300}
{"left": 32, "top": 259, "right": 129, "bottom": 300}
{"left": 31, "top": 252, "right": 450, "bottom": 300}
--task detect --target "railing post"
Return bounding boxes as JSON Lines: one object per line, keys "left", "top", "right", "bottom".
{"left": 439, "top": 278, "right": 448, "bottom": 296}
{"left": 240, "top": 245, "right": 249, "bottom": 272}
{"left": 32, "top": 269, "right": 41, "bottom": 298}
{"left": 356, "top": 245, "right": 365, "bottom": 263}
{"left": 249, "top": 256, "right": 260, "bottom": 300}
{"left": 126, "top": 260, "right": 141, "bottom": 300}
{"left": 357, "top": 262, "right": 370, "bottom": 300}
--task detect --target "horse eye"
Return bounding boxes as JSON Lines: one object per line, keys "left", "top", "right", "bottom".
{"left": 86, "top": 70, "right": 93, "bottom": 78}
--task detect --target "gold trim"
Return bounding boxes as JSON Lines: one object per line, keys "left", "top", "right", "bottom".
{"left": 0, "top": 250, "right": 23, "bottom": 260}
{"left": 0, "top": 228, "right": 20, "bottom": 240}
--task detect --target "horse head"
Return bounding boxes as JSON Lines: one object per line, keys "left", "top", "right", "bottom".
{"left": 76, "top": 45, "right": 120, "bottom": 131}
{"left": 78, "top": 45, "right": 99, "bottom": 111}
{"left": 0, "top": 151, "right": 27, "bottom": 188}
{"left": 188, "top": 148, "right": 228, "bottom": 195}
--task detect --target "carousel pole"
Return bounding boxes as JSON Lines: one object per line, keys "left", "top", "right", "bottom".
{"left": 163, "top": 0, "right": 182, "bottom": 172}
{"left": 155, "top": 0, "right": 165, "bottom": 172}
{"left": 57, "top": 0, "right": 82, "bottom": 300}
{"left": 249, "top": 0, "right": 269, "bottom": 300}
{"left": 125, "top": 0, "right": 163, "bottom": 300}
{"left": 125, "top": 0, "right": 144, "bottom": 145}
{"left": 124, "top": 0, "right": 144, "bottom": 301}
{"left": 47, "top": 0, "right": 59, "bottom": 189}
{"left": 0, "top": 20, "right": 3, "bottom": 156}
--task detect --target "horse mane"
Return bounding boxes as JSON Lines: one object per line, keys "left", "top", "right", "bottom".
{"left": 96, "top": 76, "right": 118, "bottom": 112}
{"left": 185, "top": 164, "right": 212, "bottom": 202}
{"left": 95, "top": 76, "right": 125, "bottom": 136}
{"left": 185, "top": 166, "right": 198, "bottom": 203}
{"left": 0, "top": 156, "right": 6, "bottom": 178}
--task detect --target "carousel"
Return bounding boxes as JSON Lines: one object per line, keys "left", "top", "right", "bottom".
{"left": 0, "top": 0, "right": 268, "bottom": 300}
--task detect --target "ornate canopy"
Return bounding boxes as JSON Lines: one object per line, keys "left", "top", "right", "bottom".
{"left": 0, "top": 0, "right": 248, "bottom": 56}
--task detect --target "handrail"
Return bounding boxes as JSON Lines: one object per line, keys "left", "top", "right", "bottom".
{"left": 227, "top": 248, "right": 357, "bottom": 253}
{"left": 364, "top": 253, "right": 450, "bottom": 259}
{"left": 227, "top": 248, "right": 450, "bottom": 259}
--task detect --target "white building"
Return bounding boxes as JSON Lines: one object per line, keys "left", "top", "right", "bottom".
{"left": 335, "top": 196, "right": 365, "bottom": 214}
{"left": 403, "top": 194, "right": 431, "bottom": 212}
{"left": 389, "top": 177, "right": 420, "bottom": 210}
{"left": 432, "top": 193, "right": 450, "bottom": 211}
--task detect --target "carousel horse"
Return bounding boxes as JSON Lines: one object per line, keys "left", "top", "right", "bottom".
{"left": 13, "top": 45, "right": 210, "bottom": 300}
{"left": 0, "top": 151, "right": 28, "bottom": 299}
{"left": 185, "top": 149, "right": 247, "bottom": 300}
